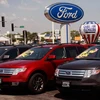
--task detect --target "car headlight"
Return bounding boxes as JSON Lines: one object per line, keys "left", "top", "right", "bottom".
{"left": 84, "top": 69, "right": 100, "bottom": 78}
{"left": 12, "top": 68, "right": 27, "bottom": 75}
{"left": 54, "top": 69, "right": 60, "bottom": 77}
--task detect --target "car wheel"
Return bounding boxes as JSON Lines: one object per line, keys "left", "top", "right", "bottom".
{"left": 28, "top": 73, "right": 46, "bottom": 94}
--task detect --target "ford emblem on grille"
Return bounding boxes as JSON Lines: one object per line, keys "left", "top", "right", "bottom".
{"left": 66, "top": 71, "right": 71, "bottom": 75}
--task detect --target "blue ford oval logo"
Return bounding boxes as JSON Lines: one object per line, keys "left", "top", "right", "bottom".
{"left": 44, "top": 2, "right": 84, "bottom": 24}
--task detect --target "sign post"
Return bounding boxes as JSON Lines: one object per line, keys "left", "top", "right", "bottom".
{"left": 60, "top": 24, "right": 71, "bottom": 43}
{"left": 55, "top": 29, "right": 60, "bottom": 43}
{"left": 23, "top": 30, "right": 27, "bottom": 45}
{"left": 44, "top": 2, "right": 84, "bottom": 43}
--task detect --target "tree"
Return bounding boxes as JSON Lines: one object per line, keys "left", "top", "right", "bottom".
{"left": 41, "top": 37, "right": 45, "bottom": 42}
{"left": 26, "top": 32, "right": 39, "bottom": 43}
{"left": 70, "top": 30, "right": 80, "bottom": 40}
{"left": 6, "top": 33, "right": 16, "bottom": 44}
{"left": 41, "top": 31, "right": 51, "bottom": 35}
{"left": 31, "top": 32, "right": 39, "bottom": 43}
{"left": 12, "top": 38, "right": 16, "bottom": 43}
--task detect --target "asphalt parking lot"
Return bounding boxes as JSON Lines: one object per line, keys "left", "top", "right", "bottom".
{"left": 0, "top": 87, "right": 100, "bottom": 100}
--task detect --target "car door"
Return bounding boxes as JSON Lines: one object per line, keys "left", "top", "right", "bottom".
{"left": 44, "top": 47, "right": 67, "bottom": 79}
{"left": 49, "top": 47, "right": 68, "bottom": 69}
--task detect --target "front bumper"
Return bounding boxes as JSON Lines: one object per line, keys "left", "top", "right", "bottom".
{"left": 0, "top": 82, "right": 27, "bottom": 88}
{"left": 0, "top": 72, "right": 29, "bottom": 88}
{"left": 55, "top": 76, "right": 100, "bottom": 90}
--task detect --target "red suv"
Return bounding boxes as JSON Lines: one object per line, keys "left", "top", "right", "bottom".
{"left": 0, "top": 43, "right": 94, "bottom": 94}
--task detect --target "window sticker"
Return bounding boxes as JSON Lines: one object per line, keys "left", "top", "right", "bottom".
{"left": 76, "top": 48, "right": 98, "bottom": 58}
{"left": 89, "top": 48, "right": 98, "bottom": 53}
{"left": 18, "top": 50, "right": 34, "bottom": 57}
{"left": 77, "top": 50, "right": 88, "bottom": 58}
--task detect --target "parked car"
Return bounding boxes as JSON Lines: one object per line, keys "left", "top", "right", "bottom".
{"left": 55, "top": 45, "right": 100, "bottom": 95}
{"left": 0, "top": 45, "right": 32, "bottom": 63}
{"left": 0, "top": 43, "right": 95, "bottom": 94}
{"left": 0, "top": 42, "right": 6, "bottom": 46}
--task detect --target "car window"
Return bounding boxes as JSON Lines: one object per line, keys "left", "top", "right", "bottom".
{"left": 16, "top": 47, "right": 50, "bottom": 60}
{"left": 51, "top": 47, "right": 65, "bottom": 59}
{"left": 0, "top": 48, "right": 8, "bottom": 56}
{"left": 76, "top": 46, "right": 100, "bottom": 58}
{"left": 65, "top": 46, "right": 78, "bottom": 58}
{"left": 18, "top": 47, "right": 30, "bottom": 54}
{"left": 76, "top": 46, "right": 86, "bottom": 54}
{"left": 5, "top": 48, "right": 18, "bottom": 59}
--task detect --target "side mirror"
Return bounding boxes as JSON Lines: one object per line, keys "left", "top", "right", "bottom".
{"left": 3, "top": 55, "right": 10, "bottom": 60}
{"left": 47, "top": 55, "right": 56, "bottom": 60}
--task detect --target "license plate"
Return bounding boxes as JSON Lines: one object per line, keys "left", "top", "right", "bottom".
{"left": 62, "top": 81, "right": 70, "bottom": 87}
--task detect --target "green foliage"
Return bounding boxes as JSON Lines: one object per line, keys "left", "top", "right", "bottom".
{"left": 5, "top": 30, "right": 81, "bottom": 44}
{"left": 41, "top": 37, "right": 45, "bottom": 41}
{"left": 17, "top": 38, "right": 23, "bottom": 42}
{"left": 70, "top": 30, "right": 80, "bottom": 40}
{"left": 12, "top": 38, "right": 16, "bottom": 42}
{"left": 6, "top": 31, "right": 39, "bottom": 43}
{"left": 41, "top": 31, "right": 51, "bottom": 35}
{"left": 27, "top": 32, "right": 38, "bottom": 42}
{"left": 6, "top": 34, "right": 15, "bottom": 39}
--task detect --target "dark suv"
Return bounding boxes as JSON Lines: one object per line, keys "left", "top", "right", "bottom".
{"left": 55, "top": 45, "right": 100, "bottom": 95}
{"left": 0, "top": 45, "right": 32, "bottom": 63}
{"left": 0, "top": 43, "right": 94, "bottom": 94}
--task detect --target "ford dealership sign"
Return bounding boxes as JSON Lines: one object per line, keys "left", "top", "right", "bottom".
{"left": 44, "top": 2, "right": 84, "bottom": 24}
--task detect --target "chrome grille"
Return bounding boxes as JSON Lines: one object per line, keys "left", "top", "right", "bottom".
{"left": 0, "top": 68, "right": 15, "bottom": 75}
{"left": 59, "top": 69, "right": 85, "bottom": 77}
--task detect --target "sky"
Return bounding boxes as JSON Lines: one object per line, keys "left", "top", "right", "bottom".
{"left": 0, "top": 0, "right": 100, "bottom": 35}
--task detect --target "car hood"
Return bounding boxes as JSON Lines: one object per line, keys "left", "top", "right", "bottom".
{"left": 0, "top": 60, "right": 40, "bottom": 68}
{"left": 58, "top": 60, "right": 100, "bottom": 70}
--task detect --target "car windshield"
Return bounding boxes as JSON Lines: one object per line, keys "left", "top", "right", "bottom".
{"left": 76, "top": 46, "right": 100, "bottom": 59}
{"left": 0, "top": 48, "right": 8, "bottom": 56}
{"left": 16, "top": 47, "right": 50, "bottom": 60}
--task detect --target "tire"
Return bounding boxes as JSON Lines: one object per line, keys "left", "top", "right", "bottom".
{"left": 28, "top": 73, "right": 46, "bottom": 94}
